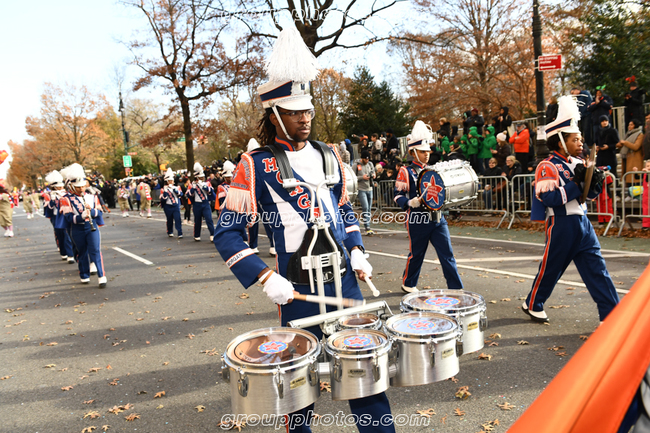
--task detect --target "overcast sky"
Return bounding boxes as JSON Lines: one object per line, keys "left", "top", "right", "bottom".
{"left": 0, "top": 0, "right": 409, "bottom": 181}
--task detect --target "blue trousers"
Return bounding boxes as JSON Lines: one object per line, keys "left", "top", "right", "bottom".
{"left": 192, "top": 202, "right": 214, "bottom": 238}
{"left": 358, "top": 189, "right": 373, "bottom": 230}
{"left": 263, "top": 220, "right": 274, "bottom": 247}
{"left": 525, "top": 215, "right": 619, "bottom": 320}
{"left": 164, "top": 205, "right": 183, "bottom": 236}
{"left": 403, "top": 214, "right": 463, "bottom": 289}
{"left": 280, "top": 259, "right": 394, "bottom": 433}
{"left": 54, "top": 227, "right": 74, "bottom": 258}
{"left": 69, "top": 222, "right": 104, "bottom": 279}
{"left": 247, "top": 221, "right": 259, "bottom": 248}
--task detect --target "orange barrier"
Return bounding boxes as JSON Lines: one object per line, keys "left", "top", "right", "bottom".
{"left": 509, "top": 259, "right": 650, "bottom": 432}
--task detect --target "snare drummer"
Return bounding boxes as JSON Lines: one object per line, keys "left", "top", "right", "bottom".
{"left": 214, "top": 28, "right": 395, "bottom": 433}
{"left": 394, "top": 120, "right": 464, "bottom": 293}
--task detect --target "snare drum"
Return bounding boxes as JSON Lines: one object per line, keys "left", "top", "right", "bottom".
{"left": 401, "top": 290, "right": 487, "bottom": 354}
{"left": 385, "top": 312, "right": 461, "bottom": 386}
{"left": 337, "top": 313, "right": 382, "bottom": 331}
{"left": 221, "top": 327, "right": 321, "bottom": 415}
{"left": 325, "top": 329, "right": 391, "bottom": 401}
{"left": 417, "top": 161, "right": 479, "bottom": 211}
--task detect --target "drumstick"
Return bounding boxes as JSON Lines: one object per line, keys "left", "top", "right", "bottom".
{"left": 292, "top": 292, "right": 366, "bottom": 308}
{"left": 364, "top": 277, "right": 380, "bottom": 297}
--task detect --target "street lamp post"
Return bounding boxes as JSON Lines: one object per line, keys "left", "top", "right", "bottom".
{"left": 533, "top": 0, "right": 549, "bottom": 162}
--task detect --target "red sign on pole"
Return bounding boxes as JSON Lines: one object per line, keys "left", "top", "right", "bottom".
{"left": 128, "top": 152, "right": 138, "bottom": 156}
{"left": 537, "top": 54, "right": 563, "bottom": 71}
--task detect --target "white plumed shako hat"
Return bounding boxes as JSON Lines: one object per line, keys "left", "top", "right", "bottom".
{"left": 193, "top": 162, "right": 204, "bottom": 177}
{"left": 408, "top": 121, "right": 434, "bottom": 152}
{"left": 257, "top": 28, "right": 318, "bottom": 112}
{"left": 64, "top": 163, "right": 87, "bottom": 188}
{"left": 221, "top": 161, "right": 236, "bottom": 178}
{"left": 545, "top": 95, "right": 581, "bottom": 138}
{"left": 164, "top": 168, "right": 174, "bottom": 181}
{"left": 247, "top": 138, "right": 260, "bottom": 152}
{"left": 45, "top": 170, "right": 64, "bottom": 187}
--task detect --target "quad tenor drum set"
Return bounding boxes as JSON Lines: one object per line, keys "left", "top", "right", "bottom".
{"left": 221, "top": 290, "right": 488, "bottom": 416}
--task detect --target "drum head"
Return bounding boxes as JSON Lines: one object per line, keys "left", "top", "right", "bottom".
{"left": 338, "top": 313, "right": 379, "bottom": 329}
{"left": 402, "top": 290, "right": 483, "bottom": 314}
{"left": 327, "top": 329, "right": 388, "bottom": 355}
{"left": 228, "top": 328, "right": 318, "bottom": 366}
{"left": 417, "top": 169, "right": 446, "bottom": 211}
{"left": 386, "top": 312, "right": 457, "bottom": 338}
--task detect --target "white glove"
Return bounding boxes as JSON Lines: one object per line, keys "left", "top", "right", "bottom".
{"left": 262, "top": 272, "right": 295, "bottom": 305}
{"left": 350, "top": 248, "right": 372, "bottom": 278}
{"left": 81, "top": 210, "right": 90, "bottom": 219}
{"left": 408, "top": 197, "right": 422, "bottom": 208}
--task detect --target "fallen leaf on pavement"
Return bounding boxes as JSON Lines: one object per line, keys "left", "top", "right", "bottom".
{"left": 0, "top": 375, "right": 12, "bottom": 380}
{"left": 83, "top": 411, "right": 100, "bottom": 419}
{"left": 448, "top": 376, "right": 458, "bottom": 383}
{"left": 109, "top": 378, "right": 119, "bottom": 386}
{"left": 416, "top": 408, "right": 436, "bottom": 418}
{"left": 489, "top": 341, "right": 499, "bottom": 347}
{"left": 154, "top": 391, "right": 166, "bottom": 398}
{"left": 320, "top": 381, "right": 331, "bottom": 392}
{"left": 81, "top": 427, "right": 96, "bottom": 433}
{"left": 453, "top": 408, "right": 465, "bottom": 416}
{"left": 102, "top": 426, "right": 110, "bottom": 431}
{"left": 478, "top": 353, "right": 492, "bottom": 361}
{"left": 556, "top": 352, "right": 568, "bottom": 357}
{"left": 125, "top": 413, "right": 140, "bottom": 421}
{"left": 239, "top": 293, "right": 250, "bottom": 299}
{"left": 61, "top": 385, "right": 74, "bottom": 391}
{"left": 489, "top": 300, "right": 497, "bottom": 304}
{"left": 549, "top": 305, "right": 570, "bottom": 309}
{"left": 186, "top": 334, "right": 194, "bottom": 340}
{"left": 497, "top": 402, "right": 515, "bottom": 410}
{"left": 455, "top": 386, "right": 471, "bottom": 399}
{"left": 83, "top": 400, "right": 95, "bottom": 404}
{"left": 517, "top": 340, "right": 529, "bottom": 345}
{"left": 44, "top": 364, "right": 56, "bottom": 368}
{"left": 217, "top": 420, "right": 246, "bottom": 431}
{"left": 501, "top": 298, "right": 511, "bottom": 302}
{"left": 195, "top": 405, "right": 205, "bottom": 412}
{"left": 489, "top": 333, "right": 501, "bottom": 339}
{"left": 579, "top": 335, "right": 589, "bottom": 341}
{"left": 46, "top": 342, "right": 58, "bottom": 346}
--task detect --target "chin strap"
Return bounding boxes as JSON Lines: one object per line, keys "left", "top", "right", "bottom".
{"left": 271, "top": 105, "right": 294, "bottom": 142}
{"left": 558, "top": 133, "right": 569, "bottom": 155}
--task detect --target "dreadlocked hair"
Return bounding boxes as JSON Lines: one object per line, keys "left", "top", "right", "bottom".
{"left": 547, "top": 132, "right": 567, "bottom": 151}
{"left": 257, "top": 108, "right": 277, "bottom": 148}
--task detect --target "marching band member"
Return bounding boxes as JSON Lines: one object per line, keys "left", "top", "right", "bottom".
{"left": 45, "top": 170, "right": 75, "bottom": 263}
{"left": 525, "top": 96, "right": 619, "bottom": 323}
{"left": 394, "top": 120, "right": 464, "bottom": 293}
{"left": 137, "top": 176, "right": 152, "bottom": 218}
{"left": 213, "top": 28, "right": 393, "bottom": 433}
{"left": 22, "top": 189, "right": 35, "bottom": 219}
{"left": 0, "top": 181, "right": 13, "bottom": 237}
{"left": 160, "top": 168, "right": 183, "bottom": 238}
{"left": 186, "top": 162, "right": 216, "bottom": 242}
{"left": 117, "top": 182, "right": 130, "bottom": 217}
{"left": 59, "top": 163, "right": 107, "bottom": 288}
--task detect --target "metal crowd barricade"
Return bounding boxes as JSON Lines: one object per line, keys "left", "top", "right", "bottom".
{"left": 375, "top": 180, "right": 400, "bottom": 211}
{"left": 445, "top": 175, "right": 510, "bottom": 228}
{"left": 618, "top": 171, "right": 650, "bottom": 236}
{"left": 507, "top": 174, "right": 535, "bottom": 229}
{"left": 584, "top": 171, "right": 617, "bottom": 236}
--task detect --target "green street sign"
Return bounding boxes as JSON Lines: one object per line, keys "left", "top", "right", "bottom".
{"left": 176, "top": 136, "right": 186, "bottom": 142}
{"left": 123, "top": 155, "right": 133, "bottom": 168}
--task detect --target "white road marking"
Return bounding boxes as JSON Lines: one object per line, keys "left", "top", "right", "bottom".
{"left": 112, "top": 247, "right": 154, "bottom": 266}
{"left": 453, "top": 254, "right": 637, "bottom": 263}
{"left": 366, "top": 250, "right": 630, "bottom": 295}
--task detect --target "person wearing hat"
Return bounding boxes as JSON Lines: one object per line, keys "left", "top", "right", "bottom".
{"left": 137, "top": 176, "right": 152, "bottom": 218}
{"left": 394, "top": 121, "right": 464, "bottom": 294}
{"left": 160, "top": 168, "right": 183, "bottom": 238}
{"left": 213, "top": 28, "right": 393, "bottom": 433}
{"left": 59, "top": 163, "right": 107, "bottom": 288}
{"left": 44, "top": 170, "right": 75, "bottom": 263}
{"left": 595, "top": 115, "right": 619, "bottom": 177}
{"left": 624, "top": 77, "right": 646, "bottom": 125}
{"left": 525, "top": 96, "right": 618, "bottom": 323}
{"left": 186, "top": 162, "right": 216, "bottom": 241}
{"left": 21, "top": 189, "right": 35, "bottom": 219}
{"left": 0, "top": 181, "right": 14, "bottom": 237}
{"left": 117, "top": 182, "right": 130, "bottom": 217}
{"left": 353, "top": 149, "right": 376, "bottom": 235}
{"left": 216, "top": 160, "right": 236, "bottom": 211}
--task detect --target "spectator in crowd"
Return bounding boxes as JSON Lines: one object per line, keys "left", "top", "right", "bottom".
{"left": 339, "top": 141, "right": 351, "bottom": 164}
{"left": 428, "top": 141, "right": 443, "bottom": 165}
{"left": 546, "top": 96, "right": 558, "bottom": 123}
{"left": 479, "top": 126, "right": 497, "bottom": 173}
{"left": 493, "top": 132, "right": 511, "bottom": 170}
{"left": 371, "top": 133, "right": 383, "bottom": 163}
{"left": 466, "top": 126, "right": 481, "bottom": 174}
{"left": 596, "top": 115, "right": 620, "bottom": 177}
{"left": 385, "top": 128, "right": 399, "bottom": 153}
{"left": 343, "top": 138, "right": 353, "bottom": 159}
{"left": 588, "top": 87, "right": 613, "bottom": 145}
{"left": 509, "top": 123, "right": 531, "bottom": 171}
{"left": 465, "top": 108, "right": 485, "bottom": 135}
{"left": 493, "top": 106, "right": 513, "bottom": 138}
{"left": 483, "top": 157, "right": 506, "bottom": 212}
{"left": 386, "top": 148, "right": 402, "bottom": 167}
{"left": 440, "top": 133, "right": 451, "bottom": 157}
{"left": 639, "top": 159, "right": 650, "bottom": 230}
{"left": 617, "top": 118, "right": 645, "bottom": 180}
{"left": 624, "top": 77, "right": 646, "bottom": 124}
{"left": 438, "top": 117, "right": 451, "bottom": 139}
{"left": 353, "top": 150, "right": 376, "bottom": 235}
{"left": 504, "top": 155, "right": 523, "bottom": 180}
{"left": 446, "top": 139, "right": 466, "bottom": 161}
{"left": 571, "top": 86, "right": 594, "bottom": 145}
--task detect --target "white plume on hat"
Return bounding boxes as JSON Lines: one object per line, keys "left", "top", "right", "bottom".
{"left": 164, "top": 168, "right": 174, "bottom": 181}
{"left": 221, "top": 161, "right": 236, "bottom": 178}
{"left": 247, "top": 138, "right": 260, "bottom": 152}
{"left": 408, "top": 121, "right": 434, "bottom": 151}
{"left": 64, "top": 163, "right": 87, "bottom": 187}
{"left": 545, "top": 95, "right": 581, "bottom": 138}
{"left": 45, "top": 170, "right": 64, "bottom": 187}
{"left": 193, "top": 162, "right": 204, "bottom": 177}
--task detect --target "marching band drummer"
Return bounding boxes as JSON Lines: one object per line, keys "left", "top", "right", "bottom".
{"left": 394, "top": 121, "right": 464, "bottom": 293}
{"left": 213, "top": 28, "right": 394, "bottom": 433}
{"left": 160, "top": 168, "right": 183, "bottom": 238}
{"left": 59, "top": 163, "right": 107, "bottom": 288}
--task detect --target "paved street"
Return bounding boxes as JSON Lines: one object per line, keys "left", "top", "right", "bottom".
{"left": 1, "top": 208, "right": 648, "bottom": 433}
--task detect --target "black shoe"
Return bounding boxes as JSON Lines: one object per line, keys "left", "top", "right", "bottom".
{"left": 521, "top": 302, "right": 549, "bottom": 323}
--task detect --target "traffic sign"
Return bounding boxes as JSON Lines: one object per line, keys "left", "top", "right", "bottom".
{"left": 128, "top": 152, "right": 137, "bottom": 156}
{"left": 123, "top": 155, "right": 133, "bottom": 168}
{"left": 537, "top": 54, "right": 562, "bottom": 71}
